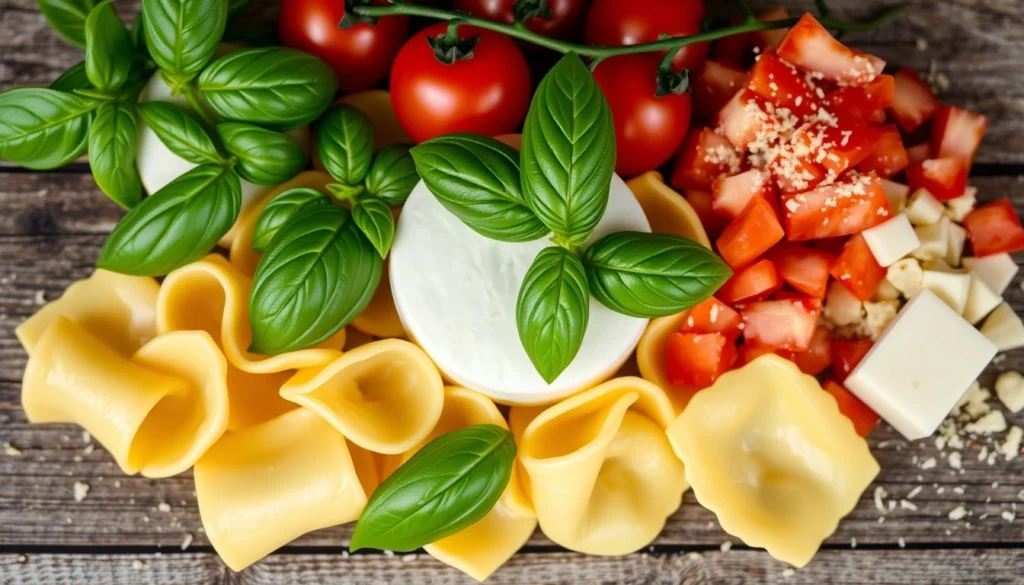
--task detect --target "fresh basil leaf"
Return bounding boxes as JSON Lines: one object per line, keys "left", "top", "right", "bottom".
{"left": 365, "top": 144, "right": 418, "bottom": 207}
{"left": 251, "top": 187, "right": 331, "bottom": 252}
{"left": 227, "top": 0, "right": 250, "bottom": 20}
{"left": 521, "top": 53, "right": 615, "bottom": 246}
{"left": 198, "top": 47, "right": 338, "bottom": 131}
{"left": 411, "top": 133, "right": 548, "bottom": 243}
{"left": 215, "top": 122, "right": 305, "bottom": 186}
{"left": 50, "top": 61, "right": 91, "bottom": 92}
{"left": 36, "top": 0, "right": 99, "bottom": 47}
{"left": 142, "top": 0, "right": 226, "bottom": 81}
{"left": 582, "top": 231, "right": 732, "bottom": 318}
{"left": 315, "top": 105, "right": 373, "bottom": 186}
{"left": 353, "top": 197, "right": 395, "bottom": 259}
{"left": 137, "top": 101, "right": 221, "bottom": 164}
{"left": 249, "top": 204, "right": 382, "bottom": 353}
{"left": 84, "top": 0, "right": 133, "bottom": 92}
{"left": 0, "top": 88, "right": 100, "bottom": 169}
{"left": 350, "top": 424, "right": 515, "bottom": 552}
{"left": 98, "top": 164, "right": 241, "bottom": 276}
{"left": 89, "top": 102, "right": 141, "bottom": 208}
{"left": 130, "top": 11, "right": 146, "bottom": 51}
{"left": 516, "top": 246, "right": 589, "bottom": 383}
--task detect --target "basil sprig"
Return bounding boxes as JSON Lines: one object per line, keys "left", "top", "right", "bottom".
{"left": 88, "top": 102, "right": 142, "bottom": 208}
{"left": 0, "top": 88, "right": 99, "bottom": 169}
{"left": 84, "top": 0, "right": 133, "bottom": 92}
{"left": 142, "top": 0, "right": 226, "bottom": 82}
{"left": 251, "top": 187, "right": 331, "bottom": 252}
{"left": 136, "top": 101, "right": 221, "bottom": 164}
{"left": 352, "top": 197, "right": 396, "bottom": 260}
{"left": 351, "top": 425, "right": 516, "bottom": 552}
{"left": 365, "top": 144, "right": 419, "bottom": 207}
{"left": 37, "top": 0, "right": 99, "bottom": 47}
{"left": 316, "top": 105, "right": 374, "bottom": 186}
{"left": 215, "top": 122, "right": 306, "bottom": 186}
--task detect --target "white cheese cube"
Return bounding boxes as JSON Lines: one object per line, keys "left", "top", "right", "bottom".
{"left": 886, "top": 258, "right": 924, "bottom": 298}
{"left": 962, "top": 274, "right": 1002, "bottom": 325}
{"left": 921, "top": 269, "right": 971, "bottom": 314}
{"left": 945, "top": 221, "right": 967, "bottom": 267}
{"left": 995, "top": 371, "right": 1024, "bottom": 414}
{"left": 981, "top": 303, "right": 1024, "bottom": 352}
{"left": 944, "top": 186, "right": 977, "bottom": 222}
{"left": 873, "top": 279, "right": 902, "bottom": 301}
{"left": 823, "top": 281, "right": 864, "bottom": 326}
{"left": 962, "top": 254, "right": 1019, "bottom": 295}
{"left": 882, "top": 179, "right": 910, "bottom": 214}
{"left": 922, "top": 258, "right": 956, "bottom": 273}
{"left": 845, "top": 290, "right": 997, "bottom": 440}
{"left": 905, "top": 188, "right": 945, "bottom": 226}
{"left": 862, "top": 214, "right": 920, "bottom": 267}
{"left": 911, "top": 218, "right": 949, "bottom": 262}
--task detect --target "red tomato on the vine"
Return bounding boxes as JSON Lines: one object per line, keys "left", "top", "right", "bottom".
{"left": 584, "top": 0, "right": 710, "bottom": 71}
{"left": 454, "top": 0, "right": 591, "bottom": 40}
{"left": 592, "top": 53, "right": 692, "bottom": 177}
{"left": 390, "top": 23, "right": 532, "bottom": 142}
{"left": 279, "top": 0, "right": 409, "bottom": 94}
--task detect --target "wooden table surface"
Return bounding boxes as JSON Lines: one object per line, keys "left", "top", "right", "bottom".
{"left": 3, "top": 0, "right": 1024, "bottom": 583}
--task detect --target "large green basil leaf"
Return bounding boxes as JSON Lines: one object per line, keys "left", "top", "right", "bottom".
{"left": 84, "top": 0, "right": 133, "bottom": 92}
{"left": 365, "top": 144, "right": 418, "bottom": 207}
{"left": 251, "top": 187, "right": 331, "bottom": 252}
{"left": 215, "top": 122, "right": 305, "bottom": 186}
{"left": 89, "top": 102, "right": 141, "bottom": 208}
{"left": 249, "top": 204, "right": 382, "bottom": 354}
{"left": 137, "top": 101, "right": 221, "bottom": 164}
{"left": 582, "top": 232, "right": 732, "bottom": 318}
{"left": 516, "top": 247, "right": 589, "bottom": 383}
{"left": 98, "top": 164, "right": 241, "bottom": 276}
{"left": 350, "top": 424, "right": 515, "bottom": 552}
{"left": 315, "top": 105, "right": 373, "bottom": 186}
{"left": 353, "top": 197, "right": 395, "bottom": 259}
{"left": 142, "top": 0, "right": 226, "bottom": 81}
{"left": 50, "top": 61, "right": 91, "bottom": 92}
{"left": 198, "top": 47, "right": 338, "bottom": 131}
{"left": 521, "top": 53, "right": 615, "bottom": 246}
{"left": 0, "top": 88, "right": 100, "bottom": 169}
{"left": 411, "top": 134, "right": 548, "bottom": 243}
{"left": 36, "top": 0, "right": 99, "bottom": 47}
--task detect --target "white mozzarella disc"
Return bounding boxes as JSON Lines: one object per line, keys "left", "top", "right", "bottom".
{"left": 390, "top": 175, "right": 651, "bottom": 404}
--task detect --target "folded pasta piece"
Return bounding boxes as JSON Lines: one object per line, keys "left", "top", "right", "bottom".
{"left": 515, "top": 377, "right": 686, "bottom": 555}
{"left": 16, "top": 269, "right": 159, "bottom": 356}
{"left": 626, "top": 171, "right": 711, "bottom": 248}
{"left": 23, "top": 318, "right": 229, "bottom": 478}
{"left": 195, "top": 408, "right": 373, "bottom": 572}
{"left": 280, "top": 339, "right": 444, "bottom": 454}
{"left": 350, "top": 260, "right": 405, "bottom": 339}
{"left": 637, "top": 311, "right": 698, "bottom": 412}
{"left": 667, "top": 355, "right": 880, "bottom": 567}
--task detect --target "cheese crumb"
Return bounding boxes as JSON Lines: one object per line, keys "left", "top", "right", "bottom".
{"left": 157, "top": 502, "right": 171, "bottom": 513}
{"left": 916, "top": 38, "right": 928, "bottom": 51}
{"left": 17, "top": 555, "right": 27, "bottom": 564}
{"left": 948, "top": 452, "right": 962, "bottom": 470}
{"left": 996, "top": 372, "right": 1024, "bottom": 413}
{"left": 873, "top": 486, "right": 888, "bottom": 513}
{"left": 180, "top": 533, "right": 193, "bottom": 551}
{"left": 383, "top": 549, "right": 396, "bottom": 558}
{"left": 920, "top": 457, "right": 937, "bottom": 470}
{"left": 720, "top": 541, "right": 732, "bottom": 552}
{"left": 3, "top": 443, "right": 22, "bottom": 456}
{"left": 851, "top": 537, "right": 858, "bottom": 548}
{"left": 1002, "top": 511, "right": 1016, "bottom": 522}
{"left": 73, "top": 481, "right": 90, "bottom": 503}
{"left": 898, "top": 537, "right": 906, "bottom": 548}
{"left": 948, "top": 506, "right": 968, "bottom": 521}
{"left": 132, "top": 560, "right": 145, "bottom": 570}
{"left": 966, "top": 411, "right": 1008, "bottom": 435}
{"left": 900, "top": 500, "right": 918, "bottom": 510}
{"left": 782, "top": 568, "right": 795, "bottom": 578}
{"left": 34, "top": 290, "right": 46, "bottom": 304}
{"left": 999, "top": 426, "right": 1023, "bottom": 461}
{"left": 907, "top": 486, "right": 922, "bottom": 499}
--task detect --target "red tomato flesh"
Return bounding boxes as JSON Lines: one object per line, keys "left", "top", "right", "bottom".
{"left": 776, "top": 14, "right": 885, "bottom": 86}
{"left": 671, "top": 128, "right": 742, "bottom": 191}
{"left": 822, "top": 379, "right": 879, "bottom": 437}
{"left": 826, "top": 74, "right": 895, "bottom": 123}
{"left": 454, "top": 0, "right": 589, "bottom": 40}
{"left": 831, "top": 338, "right": 874, "bottom": 382}
{"left": 794, "top": 123, "right": 881, "bottom": 176}
{"left": 712, "top": 169, "right": 774, "bottom": 218}
{"left": 738, "top": 297, "right": 823, "bottom": 351}
{"left": 963, "top": 199, "right": 1024, "bottom": 257}
{"left": 717, "top": 259, "right": 781, "bottom": 304}
{"left": 716, "top": 89, "right": 768, "bottom": 149}
{"left": 781, "top": 173, "right": 891, "bottom": 241}
{"left": 905, "top": 158, "right": 968, "bottom": 201}
{"left": 931, "top": 106, "right": 988, "bottom": 170}
{"left": 717, "top": 196, "right": 785, "bottom": 268}
{"left": 768, "top": 243, "right": 834, "bottom": 298}
{"left": 905, "top": 142, "right": 931, "bottom": 165}
{"left": 890, "top": 67, "right": 940, "bottom": 133}
{"left": 584, "top": 0, "right": 710, "bottom": 72}
{"left": 831, "top": 234, "right": 887, "bottom": 301}
{"left": 746, "top": 50, "right": 819, "bottom": 118}
{"left": 692, "top": 60, "right": 748, "bottom": 119}
{"left": 684, "top": 190, "right": 731, "bottom": 238}
{"left": 680, "top": 296, "right": 744, "bottom": 342}
{"left": 780, "top": 325, "right": 833, "bottom": 375}
{"left": 857, "top": 124, "right": 909, "bottom": 179}
{"left": 664, "top": 332, "right": 738, "bottom": 389}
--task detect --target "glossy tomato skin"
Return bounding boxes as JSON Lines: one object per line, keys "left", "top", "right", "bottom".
{"left": 279, "top": 0, "right": 409, "bottom": 94}
{"left": 592, "top": 53, "right": 692, "bottom": 177}
{"left": 390, "top": 23, "right": 531, "bottom": 143}
{"left": 454, "top": 0, "right": 590, "bottom": 40}
{"left": 584, "top": 0, "right": 709, "bottom": 72}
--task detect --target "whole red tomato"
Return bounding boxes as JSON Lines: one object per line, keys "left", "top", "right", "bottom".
{"left": 454, "top": 0, "right": 590, "bottom": 40}
{"left": 390, "top": 23, "right": 532, "bottom": 142}
{"left": 592, "top": 54, "right": 692, "bottom": 177}
{"left": 279, "top": 0, "right": 409, "bottom": 94}
{"left": 584, "top": 0, "right": 709, "bottom": 71}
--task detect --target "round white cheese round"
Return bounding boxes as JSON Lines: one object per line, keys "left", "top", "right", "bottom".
{"left": 390, "top": 175, "right": 651, "bottom": 404}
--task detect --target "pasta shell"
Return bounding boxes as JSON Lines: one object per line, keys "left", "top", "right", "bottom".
{"left": 626, "top": 171, "right": 711, "bottom": 248}
{"left": 350, "top": 259, "right": 406, "bottom": 339}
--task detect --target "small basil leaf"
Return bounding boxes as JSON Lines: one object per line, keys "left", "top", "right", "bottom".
{"left": 88, "top": 102, "right": 142, "bottom": 208}
{"left": 315, "top": 105, "right": 373, "bottom": 186}
{"left": 411, "top": 133, "right": 548, "bottom": 243}
{"left": 350, "top": 424, "right": 516, "bottom": 552}
{"left": 521, "top": 53, "right": 615, "bottom": 246}
{"left": 36, "top": 0, "right": 99, "bottom": 47}
{"left": 137, "top": 101, "right": 221, "bottom": 164}
{"left": 142, "top": 0, "right": 226, "bottom": 81}
{"left": 582, "top": 231, "right": 733, "bottom": 318}
{"left": 215, "top": 122, "right": 306, "bottom": 186}
{"left": 516, "top": 247, "right": 590, "bottom": 383}
{"left": 251, "top": 187, "right": 332, "bottom": 252}
{"left": 0, "top": 88, "right": 100, "bottom": 169}
{"left": 198, "top": 47, "right": 339, "bottom": 131}
{"left": 50, "top": 61, "right": 92, "bottom": 92}
{"left": 353, "top": 198, "right": 395, "bottom": 259}
{"left": 98, "top": 164, "right": 241, "bottom": 276}
{"left": 84, "top": 0, "right": 133, "bottom": 92}
{"left": 365, "top": 144, "right": 418, "bottom": 207}
{"left": 249, "top": 205, "right": 382, "bottom": 353}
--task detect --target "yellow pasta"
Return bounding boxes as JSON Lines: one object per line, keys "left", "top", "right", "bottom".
{"left": 350, "top": 259, "right": 406, "bottom": 338}
{"left": 636, "top": 311, "right": 697, "bottom": 412}
{"left": 23, "top": 317, "right": 229, "bottom": 478}
{"left": 626, "top": 171, "right": 711, "bottom": 248}
{"left": 667, "top": 355, "right": 880, "bottom": 567}
{"left": 515, "top": 377, "right": 686, "bottom": 555}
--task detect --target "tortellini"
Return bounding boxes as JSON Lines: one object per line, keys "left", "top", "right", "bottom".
{"left": 667, "top": 355, "right": 880, "bottom": 567}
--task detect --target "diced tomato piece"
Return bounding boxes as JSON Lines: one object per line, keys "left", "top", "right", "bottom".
{"left": 857, "top": 124, "right": 909, "bottom": 178}
{"left": 768, "top": 243, "right": 834, "bottom": 298}
{"left": 781, "top": 173, "right": 891, "bottom": 241}
{"left": 738, "top": 297, "right": 822, "bottom": 351}
{"left": 905, "top": 158, "right": 967, "bottom": 201}
{"left": 812, "top": 236, "right": 848, "bottom": 256}
{"left": 822, "top": 379, "right": 879, "bottom": 437}
{"left": 771, "top": 154, "right": 827, "bottom": 194}
{"left": 717, "top": 197, "right": 785, "bottom": 268}
{"left": 890, "top": 67, "right": 939, "bottom": 133}
{"left": 664, "top": 332, "right": 738, "bottom": 390}
{"left": 692, "top": 60, "right": 748, "bottom": 119}
{"left": 747, "top": 50, "right": 820, "bottom": 118}
{"left": 737, "top": 342, "right": 779, "bottom": 365}
{"left": 780, "top": 325, "right": 833, "bottom": 375}
{"left": 753, "top": 7, "right": 790, "bottom": 51}
{"left": 831, "top": 338, "right": 873, "bottom": 382}
{"left": 826, "top": 74, "right": 895, "bottom": 123}
{"left": 931, "top": 106, "right": 987, "bottom": 170}
{"left": 680, "top": 296, "right": 743, "bottom": 342}
{"left": 905, "top": 142, "right": 930, "bottom": 164}
{"left": 776, "top": 14, "right": 885, "bottom": 86}
{"left": 716, "top": 89, "right": 768, "bottom": 149}
{"left": 794, "top": 123, "right": 881, "bottom": 175}
{"left": 963, "top": 199, "right": 1024, "bottom": 257}
{"left": 684, "top": 189, "right": 730, "bottom": 237}
{"left": 712, "top": 169, "right": 774, "bottom": 218}
{"left": 830, "top": 234, "right": 887, "bottom": 301}
{"left": 717, "top": 258, "right": 781, "bottom": 304}
{"left": 670, "top": 128, "right": 741, "bottom": 191}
